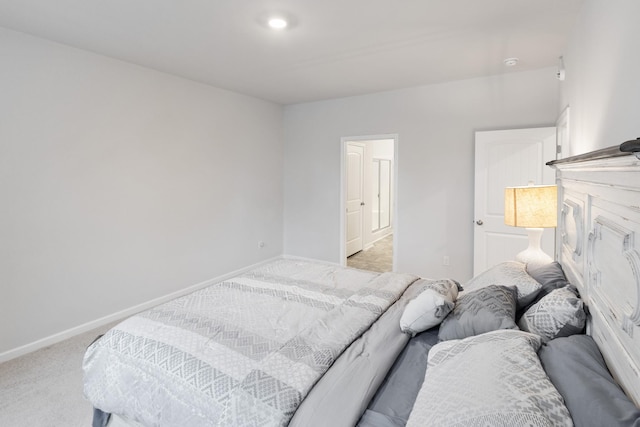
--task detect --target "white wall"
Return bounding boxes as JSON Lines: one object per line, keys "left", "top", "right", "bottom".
{"left": 0, "top": 28, "right": 284, "bottom": 357}
{"left": 561, "top": 0, "right": 640, "bottom": 155}
{"left": 284, "top": 68, "right": 559, "bottom": 281}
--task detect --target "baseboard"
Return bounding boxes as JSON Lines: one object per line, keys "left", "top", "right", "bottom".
{"left": 282, "top": 253, "right": 342, "bottom": 267}
{"left": 371, "top": 229, "right": 393, "bottom": 244}
{"left": 360, "top": 231, "right": 393, "bottom": 252}
{"left": 0, "top": 256, "right": 281, "bottom": 364}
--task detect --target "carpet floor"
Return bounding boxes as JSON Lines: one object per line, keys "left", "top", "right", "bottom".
{"left": 1, "top": 241, "right": 392, "bottom": 427}
{"left": 0, "top": 321, "right": 118, "bottom": 427}
{"left": 347, "top": 234, "right": 393, "bottom": 272}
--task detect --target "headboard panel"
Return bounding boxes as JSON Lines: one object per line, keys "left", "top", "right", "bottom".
{"left": 549, "top": 143, "right": 640, "bottom": 405}
{"left": 559, "top": 190, "right": 585, "bottom": 287}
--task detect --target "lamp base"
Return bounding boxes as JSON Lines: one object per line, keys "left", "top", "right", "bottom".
{"left": 515, "top": 227, "right": 553, "bottom": 269}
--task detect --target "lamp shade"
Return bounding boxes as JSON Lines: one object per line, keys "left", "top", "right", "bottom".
{"left": 504, "top": 185, "right": 557, "bottom": 228}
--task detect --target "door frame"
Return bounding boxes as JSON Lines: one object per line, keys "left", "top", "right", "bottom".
{"left": 340, "top": 134, "right": 399, "bottom": 270}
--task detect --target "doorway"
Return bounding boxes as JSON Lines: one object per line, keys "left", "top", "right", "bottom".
{"left": 341, "top": 135, "right": 397, "bottom": 272}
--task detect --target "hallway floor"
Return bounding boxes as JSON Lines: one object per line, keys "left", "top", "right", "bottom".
{"left": 347, "top": 234, "right": 393, "bottom": 273}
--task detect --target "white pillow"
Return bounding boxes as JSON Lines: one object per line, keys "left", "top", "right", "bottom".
{"left": 400, "top": 279, "right": 458, "bottom": 336}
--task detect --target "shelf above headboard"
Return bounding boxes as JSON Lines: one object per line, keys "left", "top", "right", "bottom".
{"left": 547, "top": 138, "right": 640, "bottom": 166}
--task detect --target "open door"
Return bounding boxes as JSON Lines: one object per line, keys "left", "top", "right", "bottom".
{"left": 346, "top": 142, "right": 365, "bottom": 257}
{"left": 473, "top": 128, "right": 557, "bottom": 275}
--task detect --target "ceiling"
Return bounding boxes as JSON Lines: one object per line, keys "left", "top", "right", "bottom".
{"left": 0, "top": 0, "right": 583, "bottom": 105}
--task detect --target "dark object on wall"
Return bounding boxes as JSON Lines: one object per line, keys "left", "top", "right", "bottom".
{"left": 548, "top": 137, "right": 640, "bottom": 166}
{"left": 620, "top": 137, "right": 640, "bottom": 154}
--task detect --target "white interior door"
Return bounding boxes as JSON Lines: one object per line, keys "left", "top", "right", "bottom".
{"left": 346, "top": 143, "right": 365, "bottom": 257}
{"left": 474, "top": 128, "right": 556, "bottom": 275}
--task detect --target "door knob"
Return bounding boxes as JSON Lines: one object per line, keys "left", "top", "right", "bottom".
{"left": 360, "top": 202, "right": 365, "bottom": 206}
{"left": 476, "top": 220, "right": 484, "bottom": 225}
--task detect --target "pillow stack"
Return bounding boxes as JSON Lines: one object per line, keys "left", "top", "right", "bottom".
{"left": 400, "top": 261, "right": 587, "bottom": 345}
{"left": 437, "top": 261, "right": 543, "bottom": 342}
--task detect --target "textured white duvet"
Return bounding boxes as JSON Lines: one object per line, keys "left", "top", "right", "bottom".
{"left": 83, "top": 259, "right": 417, "bottom": 427}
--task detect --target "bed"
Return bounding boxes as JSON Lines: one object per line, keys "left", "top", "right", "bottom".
{"left": 84, "top": 259, "right": 430, "bottom": 427}
{"left": 83, "top": 140, "right": 640, "bottom": 427}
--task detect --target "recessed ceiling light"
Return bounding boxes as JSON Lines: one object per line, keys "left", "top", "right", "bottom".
{"left": 503, "top": 57, "right": 519, "bottom": 67}
{"left": 268, "top": 17, "right": 288, "bottom": 30}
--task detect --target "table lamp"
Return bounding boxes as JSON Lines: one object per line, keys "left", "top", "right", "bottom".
{"left": 504, "top": 184, "right": 557, "bottom": 268}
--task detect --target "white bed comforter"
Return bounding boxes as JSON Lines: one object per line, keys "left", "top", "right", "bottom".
{"left": 83, "top": 259, "right": 417, "bottom": 427}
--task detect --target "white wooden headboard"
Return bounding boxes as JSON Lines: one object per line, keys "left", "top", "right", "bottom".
{"left": 549, "top": 139, "right": 640, "bottom": 406}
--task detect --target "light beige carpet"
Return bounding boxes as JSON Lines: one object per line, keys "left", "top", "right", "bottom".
{"left": 0, "top": 321, "right": 118, "bottom": 427}
{"left": 347, "top": 234, "right": 393, "bottom": 273}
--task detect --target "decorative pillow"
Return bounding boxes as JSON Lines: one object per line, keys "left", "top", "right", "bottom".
{"left": 438, "top": 285, "right": 518, "bottom": 341}
{"left": 527, "top": 261, "right": 570, "bottom": 288}
{"left": 518, "top": 261, "right": 571, "bottom": 318}
{"left": 406, "top": 330, "right": 573, "bottom": 427}
{"left": 518, "top": 285, "right": 586, "bottom": 342}
{"left": 463, "top": 261, "right": 542, "bottom": 310}
{"left": 400, "top": 279, "right": 459, "bottom": 336}
{"left": 539, "top": 335, "right": 640, "bottom": 427}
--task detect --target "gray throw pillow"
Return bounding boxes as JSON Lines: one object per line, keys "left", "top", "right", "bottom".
{"left": 518, "top": 261, "right": 571, "bottom": 319}
{"left": 438, "top": 285, "right": 518, "bottom": 341}
{"left": 464, "top": 261, "right": 542, "bottom": 310}
{"left": 527, "top": 261, "right": 570, "bottom": 288}
{"left": 518, "top": 285, "right": 585, "bottom": 342}
{"left": 539, "top": 335, "right": 640, "bottom": 427}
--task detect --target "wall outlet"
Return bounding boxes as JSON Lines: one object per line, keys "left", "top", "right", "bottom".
{"left": 443, "top": 256, "right": 450, "bottom": 266}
